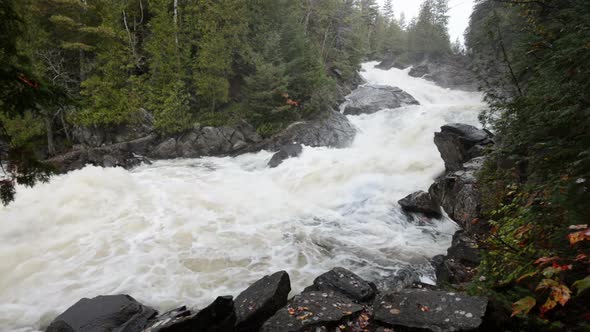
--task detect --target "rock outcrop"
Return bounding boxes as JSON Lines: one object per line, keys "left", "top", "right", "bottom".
{"left": 343, "top": 85, "right": 419, "bottom": 116}
{"left": 373, "top": 289, "right": 488, "bottom": 331}
{"left": 378, "top": 55, "right": 480, "bottom": 91}
{"left": 46, "top": 294, "right": 157, "bottom": 332}
{"left": 433, "top": 231, "right": 481, "bottom": 285}
{"left": 434, "top": 123, "right": 494, "bottom": 172}
{"left": 234, "top": 271, "right": 291, "bottom": 332}
{"left": 267, "top": 144, "right": 303, "bottom": 168}
{"left": 398, "top": 191, "right": 442, "bottom": 218}
{"left": 429, "top": 156, "right": 486, "bottom": 230}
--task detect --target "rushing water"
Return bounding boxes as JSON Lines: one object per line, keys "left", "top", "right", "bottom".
{"left": 0, "top": 62, "right": 484, "bottom": 331}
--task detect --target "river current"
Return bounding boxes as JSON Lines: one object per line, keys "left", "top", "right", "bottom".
{"left": 0, "top": 62, "right": 484, "bottom": 331}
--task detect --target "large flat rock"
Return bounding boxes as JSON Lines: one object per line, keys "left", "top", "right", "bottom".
{"left": 374, "top": 290, "right": 487, "bottom": 331}
{"left": 343, "top": 85, "right": 419, "bottom": 115}
{"left": 303, "top": 267, "right": 376, "bottom": 302}
{"left": 261, "top": 291, "right": 364, "bottom": 332}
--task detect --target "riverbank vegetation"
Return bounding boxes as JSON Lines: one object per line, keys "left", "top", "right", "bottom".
{"left": 467, "top": 0, "right": 590, "bottom": 330}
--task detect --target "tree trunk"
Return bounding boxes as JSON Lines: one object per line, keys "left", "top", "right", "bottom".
{"left": 44, "top": 111, "right": 56, "bottom": 156}
{"left": 174, "top": 0, "right": 179, "bottom": 46}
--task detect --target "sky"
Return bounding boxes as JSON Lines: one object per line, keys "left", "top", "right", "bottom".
{"left": 377, "top": 0, "right": 476, "bottom": 43}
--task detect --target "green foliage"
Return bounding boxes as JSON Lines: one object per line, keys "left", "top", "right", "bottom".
{"left": 469, "top": 0, "right": 590, "bottom": 329}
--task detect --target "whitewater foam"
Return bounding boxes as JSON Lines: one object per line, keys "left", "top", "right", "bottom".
{"left": 0, "top": 61, "right": 484, "bottom": 331}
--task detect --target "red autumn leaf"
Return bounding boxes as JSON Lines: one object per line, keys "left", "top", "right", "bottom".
{"left": 511, "top": 296, "right": 536, "bottom": 317}
{"left": 575, "top": 254, "right": 588, "bottom": 261}
{"left": 534, "top": 257, "right": 559, "bottom": 266}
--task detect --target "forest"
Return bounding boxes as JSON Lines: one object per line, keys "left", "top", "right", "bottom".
{"left": 1, "top": 0, "right": 589, "bottom": 331}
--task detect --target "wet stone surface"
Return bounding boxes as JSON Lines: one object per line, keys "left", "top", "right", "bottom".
{"left": 374, "top": 289, "right": 487, "bottom": 331}
{"left": 261, "top": 291, "right": 364, "bottom": 332}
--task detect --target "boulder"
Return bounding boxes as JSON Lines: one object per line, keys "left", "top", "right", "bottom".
{"left": 373, "top": 289, "right": 488, "bottom": 331}
{"left": 234, "top": 271, "right": 291, "bottom": 332}
{"left": 262, "top": 110, "right": 356, "bottom": 151}
{"left": 429, "top": 157, "right": 486, "bottom": 230}
{"left": 144, "top": 296, "right": 235, "bottom": 332}
{"left": 268, "top": 144, "right": 303, "bottom": 168}
{"left": 398, "top": 191, "right": 442, "bottom": 218}
{"left": 409, "top": 65, "right": 430, "bottom": 78}
{"left": 434, "top": 124, "right": 494, "bottom": 172}
{"left": 45, "top": 294, "right": 157, "bottom": 332}
{"left": 303, "top": 267, "right": 376, "bottom": 302}
{"left": 343, "top": 85, "right": 419, "bottom": 115}
{"left": 260, "top": 291, "right": 364, "bottom": 332}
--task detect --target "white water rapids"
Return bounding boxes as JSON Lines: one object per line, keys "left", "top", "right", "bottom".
{"left": 0, "top": 62, "right": 484, "bottom": 331}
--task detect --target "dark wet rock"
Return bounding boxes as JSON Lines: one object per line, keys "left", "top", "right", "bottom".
{"left": 47, "top": 135, "right": 156, "bottom": 173}
{"left": 434, "top": 123, "right": 494, "bottom": 172}
{"left": 45, "top": 294, "right": 157, "bottom": 332}
{"left": 374, "top": 289, "right": 488, "bottom": 331}
{"left": 398, "top": 191, "right": 442, "bottom": 218}
{"left": 144, "top": 296, "right": 235, "bottom": 332}
{"left": 432, "top": 231, "right": 481, "bottom": 285}
{"left": 235, "top": 271, "right": 291, "bottom": 332}
{"left": 447, "top": 231, "right": 481, "bottom": 266}
{"left": 268, "top": 144, "right": 303, "bottom": 168}
{"left": 376, "top": 57, "right": 408, "bottom": 70}
{"left": 374, "top": 269, "right": 421, "bottom": 292}
{"left": 303, "top": 267, "right": 376, "bottom": 302}
{"left": 261, "top": 110, "right": 356, "bottom": 151}
{"left": 261, "top": 291, "right": 364, "bottom": 332}
{"left": 343, "top": 85, "right": 419, "bottom": 116}
{"left": 429, "top": 157, "right": 486, "bottom": 230}
{"left": 409, "top": 65, "right": 430, "bottom": 78}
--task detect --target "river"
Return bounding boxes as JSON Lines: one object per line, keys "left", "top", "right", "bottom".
{"left": 0, "top": 62, "right": 485, "bottom": 331}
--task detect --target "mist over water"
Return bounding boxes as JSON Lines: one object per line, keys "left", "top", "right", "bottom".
{"left": 0, "top": 62, "right": 485, "bottom": 331}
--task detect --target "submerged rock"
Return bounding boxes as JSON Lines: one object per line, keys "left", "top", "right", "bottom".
{"left": 144, "top": 296, "right": 235, "bottom": 332}
{"left": 268, "top": 144, "right": 303, "bottom": 168}
{"left": 343, "top": 85, "right": 419, "bottom": 115}
{"left": 374, "top": 269, "right": 421, "bottom": 292}
{"left": 373, "top": 289, "right": 487, "bottom": 331}
{"left": 398, "top": 191, "right": 442, "bottom": 218}
{"left": 303, "top": 267, "right": 376, "bottom": 302}
{"left": 235, "top": 271, "right": 291, "bottom": 332}
{"left": 261, "top": 291, "right": 364, "bottom": 332}
{"left": 46, "top": 294, "right": 157, "bottom": 332}
{"left": 434, "top": 123, "right": 494, "bottom": 172}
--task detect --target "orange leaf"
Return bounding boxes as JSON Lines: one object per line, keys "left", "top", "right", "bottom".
{"left": 568, "top": 229, "right": 590, "bottom": 245}
{"left": 540, "top": 298, "right": 557, "bottom": 316}
{"left": 550, "top": 284, "right": 571, "bottom": 306}
{"left": 511, "top": 296, "right": 536, "bottom": 317}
